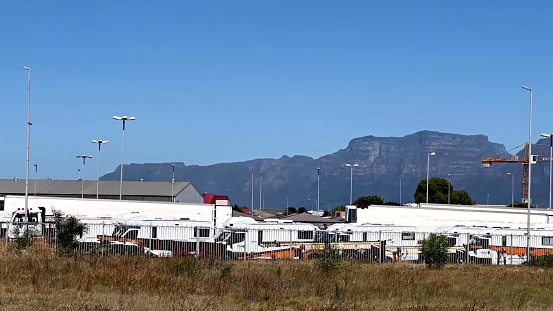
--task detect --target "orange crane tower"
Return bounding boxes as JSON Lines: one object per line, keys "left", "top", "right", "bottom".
{"left": 482, "top": 142, "right": 550, "bottom": 202}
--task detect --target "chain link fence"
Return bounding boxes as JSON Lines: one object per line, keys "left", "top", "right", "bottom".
{"left": 1, "top": 221, "right": 551, "bottom": 265}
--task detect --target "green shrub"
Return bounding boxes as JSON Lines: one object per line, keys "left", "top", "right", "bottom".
{"left": 53, "top": 210, "right": 87, "bottom": 254}
{"left": 530, "top": 254, "right": 553, "bottom": 268}
{"left": 419, "top": 234, "right": 449, "bottom": 269}
{"left": 316, "top": 249, "right": 343, "bottom": 275}
{"left": 12, "top": 226, "right": 38, "bottom": 250}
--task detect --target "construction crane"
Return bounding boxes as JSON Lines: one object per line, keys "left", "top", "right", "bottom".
{"left": 482, "top": 142, "right": 550, "bottom": 202}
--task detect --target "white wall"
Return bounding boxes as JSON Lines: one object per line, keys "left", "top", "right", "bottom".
{"left": 3, "top": 196, "right": 231, "bottom": 228}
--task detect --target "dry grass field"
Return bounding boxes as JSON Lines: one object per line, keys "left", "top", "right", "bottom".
{"left": 2, "top": 242, "right": 553, "bottom": 311}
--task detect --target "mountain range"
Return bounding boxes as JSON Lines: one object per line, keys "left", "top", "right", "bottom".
{"left": 101, "top": 131, "right": 553, "bottom": 209}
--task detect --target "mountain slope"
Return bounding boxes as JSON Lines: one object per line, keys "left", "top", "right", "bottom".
{"left": 101, "top": 131, "right": 545, "bottom": 209}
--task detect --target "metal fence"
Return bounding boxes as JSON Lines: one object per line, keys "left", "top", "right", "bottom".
{"left": 1, "top": 221, "right": 551, "bottom": 265}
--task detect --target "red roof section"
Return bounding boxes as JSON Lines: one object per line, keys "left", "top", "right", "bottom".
{"left": 202, "top": 193, "right": 229, "bottom": 204}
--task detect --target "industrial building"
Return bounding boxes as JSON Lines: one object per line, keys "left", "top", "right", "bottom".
{"left": 0, "top": 179, "right": 203, "bottom": 204}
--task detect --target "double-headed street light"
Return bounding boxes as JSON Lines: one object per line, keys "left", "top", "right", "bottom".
{"left": 76, "top": 155, "right": 92, "bottom": 198}
{"left": 91, "top": 140, "right": 108, "bottom": 199}
{"left": 522, "top": 85, "right": 533, "bottom": 261}
{"left": 541, "top": 133, "right": 553, "bottom": 210}
{"left": 426, "top": 152, "right": 436, "bottom": 204}
{"left": 345, "top": 163, "right": 358, "bottom": 205}
{"left": 113, "top": 116, "right": 135, "bottom": 200}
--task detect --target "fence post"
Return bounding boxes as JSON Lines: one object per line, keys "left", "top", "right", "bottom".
{"left": 378, "top": 230, "right": 382, "bottom": 263}
{"left": 196, "top": 227, "right": 200, "bottom": 259}
{"left": 510, "top": 234, "right": 513, "bottom": 265}
{"left": 243, "top": 230, "right": 247, "bottom": 261}
{"left": 289, "top": 229, "right": 293, "bottom": 260}
{"left": 465, "top": 233, "right": 469, "bottom": 264}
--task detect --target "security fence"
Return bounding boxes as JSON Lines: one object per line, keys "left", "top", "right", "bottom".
{"left": 1, "top": 221, "right": 552, "bottom": 265}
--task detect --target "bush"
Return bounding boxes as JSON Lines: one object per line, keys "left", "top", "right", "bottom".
{"left": 53, "top": 210, "right": 87, "bottom": 255}
{"left": 530, "top": 254, "right": 553, "bottom": 268}
{"left": 12, "top": 226, "right": 38, "bottom": 251}
{"left": 316, "top": 249, "right": 343, "bottom": 275}
{"left": 419, "top": 234, "right": 449, "bottom": 269}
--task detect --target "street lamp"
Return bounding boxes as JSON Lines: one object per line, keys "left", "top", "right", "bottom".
{"left": 541, "top": 133, "right": 553, "bottom": 209}
{"left": 262, "top": 193, "right": 265, "bottom": 210}
{"left": 34, "top": 164, "right": 38, "bottom": 196}
{"left": 22, "top": 66, "right": 31, "bottom": 222}
{"left": 171, "top": 163, "right": 175, "bottom": 202}
{"left": 286, "top": 194, "right": 291, "bottom": 216}
{"left": 113, "top": 116, "right": 135, "bottom": 200}
{"left": 487, "top": 194, "right": 490, "bottom": 206}
{"left": 522, "top": 85, "right": 533, "bottom": 261}
{"left": 259, "top": 171, "right": 263, "bottom": 213}
{"left": 426, "top": 152, "right": 436, "bottom": 204}
{"left": 91, "top": 140, "right": 108, "bottom": 199}
{"left": 251, "top": 170, "right": 254, "bottom": 211}
{"left": 345, "top": 163, "right": 359, "bottom": 205}
{"left": 76, "top": 155, "right": 92, "bottom": 198}
{"left": 447, "top": 173, "right": 451, "bottom": 205}
{"left": 317, "top": 167, "right": 320, "bottom": 213}
{"left": 507, "top": 173, "right": 514, "bottom": 207}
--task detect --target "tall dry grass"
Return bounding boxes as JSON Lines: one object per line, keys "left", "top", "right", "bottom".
{"left": 1, "top": 242, "right": 553, "bottom": 310}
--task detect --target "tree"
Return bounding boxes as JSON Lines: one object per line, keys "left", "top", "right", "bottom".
{"left": 414, "top": 177, "right": 473, "bottom": 205}
{"left": 297, "top": 207, "right": 308, "bottom": 214}
{"left": 419, "top": 234, "right": 449, "bottom": 269}
{"left": 384, "top": 201, "right": 400, "bottom": 206}
{"left": 330, "top": 206, "right": 345, "bottom": 217}
{"left": 322, "top": 210, "right": 330, "bottom": 217}
{"left": 353, "top": 195, "right": 384, "bottom": 207}
{"left": 286, "top": 207, "right": 298, "bottom": 214}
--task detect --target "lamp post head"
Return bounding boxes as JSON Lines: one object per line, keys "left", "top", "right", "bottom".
{"left": 92, "top": 140, "right": 109, "bottom": 144}
{"left": 541, "top": 134, "right": 553, "bottom": 138}
{"left": 522, "top": 86, "right": 532, "bottom": 91}
{"left": 22, "top": 66, "right": 31, "bottom": 71}
{"left": 507, "top": 172, "right": 511, "bottom": 175}
{"left": 113, "top": 116, "right": 136, "bottom": 121}
{"left": 429, "top": 152, "right": 436, "bottom": 156}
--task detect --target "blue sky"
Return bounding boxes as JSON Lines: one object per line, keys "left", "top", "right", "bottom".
{"left": 1, "top": 1, "right": 552, "bottom": 180}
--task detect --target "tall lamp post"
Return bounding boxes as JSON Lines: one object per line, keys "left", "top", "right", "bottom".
{"left": 91, "top": 140, "right": 108, "bottom": 199}
{"left": 259, "top": 171, "right": 263, "bottom": 213}
{"left": 171, "top": 163, "right": 175, "bottom": 202}
{"left": 34, "top": 164, "right": 38, "bottom": 196}
{"left": 447, "top": 173, "right": 451, "bottom": 204}
{"left": 345, "top": 163, "right": 358, "bottom": 205}
{"left": 22, "top": 66, "right": 31, "bottom": 222}
{"left": 426, "top": 152, "right": 436, "bottom": 204}
{"left": 522, "top": 86, "right": 533, "bottom": 261}
{"left": 507, "top": 172, "right": 514, "bottom": 207}
{"left": 251, "top": 170, "right": 254, "bottom": 211}
{"left": 286, "top": 194, "right": 291, "bottom": 216}
{"left": 113, "top": 116, "right": 135, "bottom": 200}
{"left": 399, "top": 177, "right": 402, "bottom": 206}
{"left": 317, "top": 167, "right": 320, "bottom": 213}
{"left": 541, "top": 133, "right": 553, "bottom": 209}
{"left": 76, "top": 155, "right": 92, "bottom": 198}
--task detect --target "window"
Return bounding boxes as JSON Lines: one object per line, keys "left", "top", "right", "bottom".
{"left": 229, "top": 232, "right": 245, "bottom": 244}
{"left": 298, "top": 231, "right": 314, "bottom": 240}
{"left": 123, "top": 229, "right": 139, "bottom": 240}
{"left": 194, "top": 228, "right": 210, "bottom": 238}
{"left": 339, "top": 234, "right": 351, "bottom": 242}
{"left": 258, "top": 230, "right": 263, "bottom": 244}
{"left": 363, "top": 232, "right": 368, "bottom": 242}
{"left": 347, "top": 209, "right": 357, "bottom": 223}
{"left": 151, "top": 227, "right": 158, "bottom": 239}
{"left": 502, "top": 236, "right": 507, "bottom": 247}
{"left": 542, "top": 236, "right": 553, "bottom": 246}
{"left": 402, "top": 232, "right": 415, "bottom": 241}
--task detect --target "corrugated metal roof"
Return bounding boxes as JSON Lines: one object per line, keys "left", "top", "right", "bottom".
{"left": 0, "top": 179, "right": 191, "bottom": 197}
